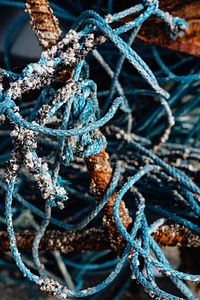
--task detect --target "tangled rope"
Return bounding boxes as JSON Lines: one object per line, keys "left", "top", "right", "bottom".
{"left": 0, "top": 0, "right": 200, "bottom": 299}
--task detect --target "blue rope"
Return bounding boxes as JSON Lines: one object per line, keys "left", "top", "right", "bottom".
{"left": 0, "top": 0, "right": 199, "bottom": 299}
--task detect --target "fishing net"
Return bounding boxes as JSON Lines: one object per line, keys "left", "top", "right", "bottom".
{"left": 0, "top": 0, "right": 200, "bottom": 299}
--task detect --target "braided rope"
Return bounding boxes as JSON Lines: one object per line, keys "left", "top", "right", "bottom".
{"left": 0, "top": 0, "right": 199, "bottom": 299}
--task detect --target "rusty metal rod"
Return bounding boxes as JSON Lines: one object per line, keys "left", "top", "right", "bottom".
{"left": 1, "top": 224, "right": 200, "bottom": 253}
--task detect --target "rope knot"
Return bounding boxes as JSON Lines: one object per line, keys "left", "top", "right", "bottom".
{"left": 0, "top": 99, "right": 16, "bottom": 116}
{"left": 63, "top": 79, "right": 107, "bottom": 163}
{"left": 143, "top": 0, "right": 158, "bottom": 10}
{"left": 168, "top": 15, "right": 189, "bottom": 39}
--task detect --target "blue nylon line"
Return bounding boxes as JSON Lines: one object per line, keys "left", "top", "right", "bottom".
{"left": 136, "top": 81, "right": 193, "bottom": 132}
{"left": 102, "top": 27, "right": 140, "bottom": 115}
{"left": 0, "top": 0, "right": 24, "bottom": 8}
{"left": 74, "top": 9, "right": 162, "bottom": 82}
{"left": 107, "top": 0, "right": 113, "bottom": 14}
{"left": 108, "top": 4, "right": 143, "bottom": 23}
{"left": 175, "top": 95, "right": 200, "bottom": 119}
{"left": 5, "top": 178, "right": 40, "bottom": 284}
{"left": 150, "top": 238, "right": 198, "bottom": 300}
{"left": 28, "top": 63, "right": 116, "bottom": 276}
{"left": 35, "top": 161, "right": 120, "bottom": 235}
{"left": 157, "top": 73, "right": 200, "bottom": 83}
{"left": 0, "top": 179, "right": 94, "bottom": 230}
{"left": 92, "top": 49, "right": 131, "bottom": 113}
{"left": 31, "top": 162, "right": 121, "bottom": 275}
{"left": 1, "top": 1, "right": 199, "bottom": 299}
{"left": 32, "top": 201, "right": 52, "bottom": 279}
{"left": 5, "top": 97, "right": 123, "bottom": 137}
{"left": 131, "top": 231, "right": 186, "bottom": 299}
{"left": 54, "top": 245, "right": 131, "bottom": 298}
{"left": 114, "top": 1, "right": 157, "bottom": 35}
{"left": 63, "top": 258, "right": 118, "bottom": 271}
{"left": 113, "top": 184, "right": 200, "bottom": 282}
{"left": 155, "top": 8, "right": 188, "bottom": 38}
{"left": 75, "top": 17, "right": 169, "bottom": 99}
{"left": 146, "top": 205, "right": 200, "bottom": 234}
{"left": 143, "top": 64, "right": 200, "bottom": 136}
{"left": 74, "top": 13, "right": 175, "bottom": 141}
{"left": 152, "top": 46, "right": 175, "bottom": 77}
{"left": 129, "top": 140, "right": 200, "bottom": 194}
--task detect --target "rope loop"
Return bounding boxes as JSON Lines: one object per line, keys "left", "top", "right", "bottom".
{"left": 0, "top": 98, "right": 16, "bottom": 115}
